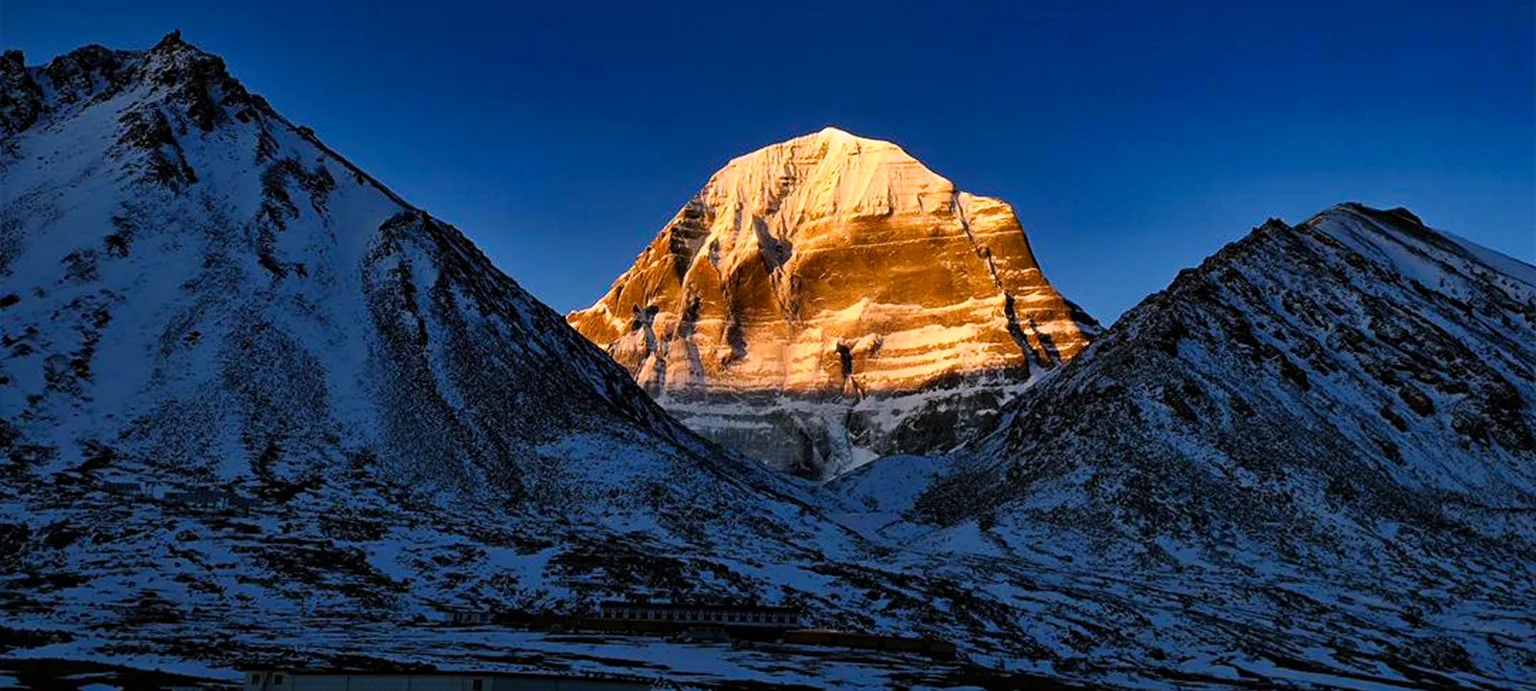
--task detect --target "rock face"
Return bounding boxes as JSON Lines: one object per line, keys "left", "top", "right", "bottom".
{"left": 569, "top": 128, "right": 1097, "bottom": 478}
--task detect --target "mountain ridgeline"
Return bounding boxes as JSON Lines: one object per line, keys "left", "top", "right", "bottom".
{"left": 917, "top": 204, "right": 1536, "bottom": 531}
{"left": 0, "top": 31, "right": 795, "bottom": 508}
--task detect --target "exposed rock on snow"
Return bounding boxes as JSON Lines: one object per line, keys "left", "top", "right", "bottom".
{"left": 569, "top": 127, "right": 1098, "bottom": 478}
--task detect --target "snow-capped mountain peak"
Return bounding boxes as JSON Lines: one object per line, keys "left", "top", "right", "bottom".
{"left": 569, "top": 128, "right": 1098, "bottom": 478}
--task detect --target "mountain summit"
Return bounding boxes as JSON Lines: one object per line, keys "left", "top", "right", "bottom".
{"left": 0, "top": 33, "right": 704, "bottom": 495}
{"left": 570, "top": 128, "right": 1098, "bottom": 477}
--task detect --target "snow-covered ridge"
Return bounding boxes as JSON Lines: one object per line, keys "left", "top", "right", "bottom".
{"left": 0, "top": 31, "right": 697, "bottom": 479}
{"left": 1309, "top": 203, "right": 1536, "bottom": 291}
{"left": 569, "top": 127, "right": 1098, "bottom": 478}
{"left": 884, "top": 202, "right": 1536, "bottom": 686}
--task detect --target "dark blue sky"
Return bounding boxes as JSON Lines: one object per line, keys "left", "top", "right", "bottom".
{"left": 5, "top": 1, "right": 1533, "bottom": 321}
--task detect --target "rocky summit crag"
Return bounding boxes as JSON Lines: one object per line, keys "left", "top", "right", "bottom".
{"left": 570, "top": 127, "right": 1098, "bottom": 478}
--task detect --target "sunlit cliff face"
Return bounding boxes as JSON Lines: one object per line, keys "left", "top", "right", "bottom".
{"left": 570, "top": 127, "right": 1098, "bottom": 478}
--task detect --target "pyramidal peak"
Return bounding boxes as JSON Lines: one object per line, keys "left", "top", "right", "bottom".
{"left": 801, "top": 125, "right": 901, "bottom": 152}
{"left": 571, "top": 129, "right": 1097, "bottom": 478}
{"left": 691, "top": 127, "right": 973, "bottom": 251}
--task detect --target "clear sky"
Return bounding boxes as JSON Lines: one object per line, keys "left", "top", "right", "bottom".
{"left": 4, "top": 0, "right": 1533, "bottom": 322}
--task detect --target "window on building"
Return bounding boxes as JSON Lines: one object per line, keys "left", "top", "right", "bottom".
{"left": 274, "top": 674, "right": 284, "bottom": 686}
{"left": 472, "top": 679, "right": 484, "bottom": 690}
